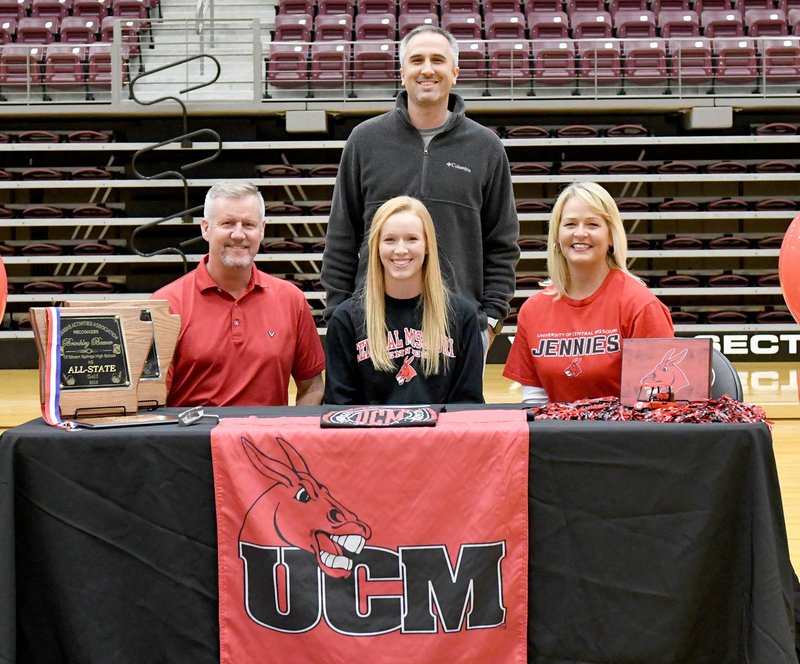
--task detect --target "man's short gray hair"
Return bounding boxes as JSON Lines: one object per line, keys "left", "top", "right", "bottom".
{"left": 399, "top": 25, "right": 459, "bottom": 68}
{"left": 203, "top": 181, "right": 265, "bottom": 222}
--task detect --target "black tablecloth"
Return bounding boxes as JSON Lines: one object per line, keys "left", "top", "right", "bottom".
{"left": 0, "top": 411, "right": 796, "bottom": 663}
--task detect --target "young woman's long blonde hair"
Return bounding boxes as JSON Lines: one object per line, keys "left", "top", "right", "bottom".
{"left": 363, "top": 196, "right": 451, "bottom": 376}
{"left": 544, "top": 181, "right": 641, "bottom": 298}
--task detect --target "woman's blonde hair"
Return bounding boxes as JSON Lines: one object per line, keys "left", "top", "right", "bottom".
{"left": 545, "top": 181, "right": 640, "bottom": 297}
{"left": 364, "top": 196, "right": 451, "bottom": 376}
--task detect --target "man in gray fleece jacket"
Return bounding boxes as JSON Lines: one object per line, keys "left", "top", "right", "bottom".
{"left": 321, "top": 26, "right": 519, "bottom": 348}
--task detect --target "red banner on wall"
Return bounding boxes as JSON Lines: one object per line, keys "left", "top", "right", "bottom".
{"left": 210, "top": 410, "right": 529, "bottom": 664}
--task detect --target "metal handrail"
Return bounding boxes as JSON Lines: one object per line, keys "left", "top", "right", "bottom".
{"left": 196, "top": 0, "right": 211, "bottom": 33}
{"left": 129, "top": 54, "right": 223, "bottom": 268}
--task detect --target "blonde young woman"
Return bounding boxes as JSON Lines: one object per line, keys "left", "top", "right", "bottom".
{"left": 324, "top": 196, "right": 484, "bottom": 405}
{"left": 504, "top": 182, "right": 674, "bottom": 404}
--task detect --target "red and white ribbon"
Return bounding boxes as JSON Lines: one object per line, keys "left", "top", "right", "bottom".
{"left": 40, "top": 307, "right": 77, "bottom": 430}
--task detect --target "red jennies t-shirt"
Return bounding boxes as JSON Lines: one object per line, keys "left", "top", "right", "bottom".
{"left": 503, "top": 269, "right": 674, "bottom": 403}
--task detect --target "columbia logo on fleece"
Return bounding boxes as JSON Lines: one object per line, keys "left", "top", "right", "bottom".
{"left": 446, "top": 161, "right": 472, "bottom": 173}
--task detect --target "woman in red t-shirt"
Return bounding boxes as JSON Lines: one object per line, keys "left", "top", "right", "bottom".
{"left": 504, "top": 182, "right": 674, "bottom": 404}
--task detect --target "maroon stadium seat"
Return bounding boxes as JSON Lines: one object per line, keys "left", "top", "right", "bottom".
{"left": 100, "top": 17, "right": 142, "bottom": 59}
{"left": 706, "top": 197, "right": 749, "bottom": 210}
{"left": 623, "top": 38, "right": 668, "bottom": 88}
{"left": 651, "top": 0, "right": 689, "bottom": 8}
{"left": 744, "top": 8, "right": 788, "bottom": 36}
{"left": 353, "top": 40, "right": 395, "bottom": 85}
{"left": 527, "top": 10, "right": 569, "bottom": 38}
{"left": 44, "top": 44, "right": 86, "bottom": 94}
{"left": 488, "top": 39, "right": 532, "bottom": 87}
{"left": 31, "top": 0, "right": 72, "bottom": 20}
{"left": 21, "top": 166, "right": 64, "bottom": 179}
{"left": 314, "top": 14, "right": 353, "bottom": 41}
{"left": 273, "top": 13, "right": 313, "bottom": 41}
{"left": 17, "top": 16, "right": 59, "bottom": 43}
{"left": 397, "top": 13, "right": 439, "bottom": 39}
{"left": 485, "top": 11, "right": 526, "bottom": 39}
{"left": 606, "top": 122, "right": 649, "bottom": 135}
{"left": 713, "top": 37, "right": 758, "bottom": 90}
{"left": 257, "top": 164, "right": 303, "bottom": 177}
{"left": 442, "top": 0, "right": 479, "bottom": 11}
{"left": 705, "top": 310, "right": 750, "bottom": 324}
{"left": 399, "top": 12, "right": 438, "bottom": 37}
{"left": 18, "top": 128, "right": 59, "bottom": 141}
{"left": 0, "top": 17, "right": 16, "bottom": 42}
{"left": 355, "top": 12, "right": 396, "bottom": 40}
{"left": 762, "top": 36, "right": 800, "bottom": 90}
{"left": 657, "top": 198, "right": 701, "bottom": 211}
{"left": 506, "top": 124, "right": 549, "bottom": 137}
{"left": 267, "top": 43, "right": 309, "bottom": 89}
{"left": 566, "top": 0, "right": 605, "bottom": 11}
{"left": 617, "top": 198, "right": 650, "bottom": 211}
{"left": 72, "top": 203, "right": 115, "bottom": 216}
{"left": 531, "top": 38, "right": 576, "bottom": 90}
{"left": 60, "top": 15, "right": 99, "bottom": 42}
{"left": 399, "top": 0, "right": 436, "bottom": 13}
{"left": 0, "top": 44, "right": 44, "bottom": 94}
{"left": 668, "top": 37, "right": 713, "bottom": 92}
{"left": 72, "top": 0, "right": 111, "bottom": 20}
{"left": 701, "top": 8, "right": 744, "bottom": 37}
{"left": 658, "top": 9, "right": 701, "bottom": 38}
{"left": 317, "top": 0, "right": 355, "bottom": 15}
{"left": 608, "top": 0, "right": 648, "bottom": 14}
{"left": 670, "top": 309, "right": 701, "bottom": 324}
{"left": 310, "top": 41, "right": 352, "bottom": 89}
{"left": 111, "top": 0, "right": 146, "bottom": 18}
{"left": 735, "top": 0, "right": 773, "bottom": 10}
{"left": 524, "top": 0, "right": 562, "bottom": 12}
{"left": 658, "top": 273, "right": 703, "bottom": 287}
{"left": 695, "top": 0, "right": 734, "bottom": 10}
{"left": 86, "top": 41, "right": 129, "bottom": 92}
{"left": 571, "top": 10, "right": 613, "bottom": 38}
{"left": 657, "top": 159, "right": 698, "bottom": 172}
{"left": 21, "top": 204, "right": 65, "bottom": 217}
{"left": 483, "top": 0, "right": 522, "bottom": 12}
{"left": 708, "top": 235, "right": 751, "bottom": 248}
{"left": 276, "top": 0, "right": 313, "bottom": 14}
{"left": 576, "top": 38, "right": 622, "bottom": 91}
{"left": 455, "top": 39, "right": 487, "bottom": 85}
{"left": 706, "top": 159, "right": 748, "bottom": 172}
{"left": 356, "top": 0, "right": 395, "bottom": 13}
{"left": 441, "top": 11, "right": 483, "bottom": 38}
{"left": 0, "top": 0, "right": 28, "bottom": 20}
{"left": 614, "top": 9, "right": 657, "bottom": 37}
{"left": 708, "top": 273, "right": 750, "bottom": 288}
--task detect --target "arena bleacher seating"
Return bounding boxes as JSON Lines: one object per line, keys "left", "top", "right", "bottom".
{"left": 258, "top": 0, "right": 800, "bottom": 99}
{"left": 1, "top": 0, "right": 800, "bottom": 362}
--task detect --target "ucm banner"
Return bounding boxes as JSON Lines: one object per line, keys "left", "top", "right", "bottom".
{"left": 210, "top": 410, "right": 529, "bottom": 664}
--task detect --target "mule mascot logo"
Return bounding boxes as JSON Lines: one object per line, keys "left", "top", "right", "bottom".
{"left": 640, "top": 347, "right": 690, "bottom": 396}
{"left": 395, "top": 355, "right": 417, "bottom": 385}
{"left": 239, "top": 435, "right": 372, "bottom": 578}
{"left": 233, "top": 433, "right": 508, "bottom": 638}
{"left": 564, "top": 356, "right": 583, "bottom": 378}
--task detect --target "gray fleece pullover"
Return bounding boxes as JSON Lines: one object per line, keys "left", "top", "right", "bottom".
{"left": 321, "top": 92, "right": 520, "bottom": 328}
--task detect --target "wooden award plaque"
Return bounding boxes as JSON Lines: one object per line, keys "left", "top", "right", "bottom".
{"left": 63, "top": 300, "right": 180, "bottom": 409}
{"left": 30, "top": 306, "right": 154, "bottom": 419}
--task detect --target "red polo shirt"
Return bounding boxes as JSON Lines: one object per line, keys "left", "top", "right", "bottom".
{"left": 152, "top": 256, "right": 325, "bottom": 406}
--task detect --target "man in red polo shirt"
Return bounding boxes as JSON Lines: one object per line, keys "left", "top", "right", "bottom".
{"left": 152, "top": 182, "right": 325, "bottom": 407}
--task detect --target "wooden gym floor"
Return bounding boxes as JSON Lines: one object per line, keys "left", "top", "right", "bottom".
{"left": 2, "top": 363, "right": 800, "bottom": 570}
